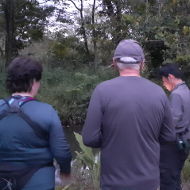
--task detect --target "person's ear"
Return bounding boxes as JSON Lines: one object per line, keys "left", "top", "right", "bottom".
{"left": 112, "top": 59, "right": 117, "bottom": 68}
{"left": 168, "top": 74, "right": 175, "bottom": 81}
{"left": 141, "top": 62, "right": 145, "bottom": 69}
{"left": 140, "top": 61, "right": 145, "bottom": 72}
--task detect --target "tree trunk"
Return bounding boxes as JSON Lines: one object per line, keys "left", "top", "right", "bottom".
{"left": 68, "top": 0, "right": 90, "bottom": 59}
{"left": 103, "top": 0, "right": 123, "bottom": 44}
{"left": 92, "top": 0, "right": 97, "bottom": 65}
{"left": 103, "top": 0, "right": 114, "bottom": 17}
{"left": 79, "top": 0, "right": 90, "bottom": 57}
{"left": 4, "top": 0, "right": 17, "bottom": 65}
{"left": 114, "top": 0, "right": 122, "bottom": 44}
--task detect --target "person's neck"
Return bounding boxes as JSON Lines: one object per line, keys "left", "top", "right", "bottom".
{"left": 12, "top": 92, "right": 34, "bottom": 97}
{"left": 119, "top": 69, "right": 141, "bottom": 77}
{"left": 173, "top": 79, "right": 183, "bottom": 88}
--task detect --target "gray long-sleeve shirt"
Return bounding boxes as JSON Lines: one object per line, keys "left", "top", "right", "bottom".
{"left": 170, "top": 82, "right": 190, "bottom": 134}
{"left": 82, "top": 76, "right": 175, "bottom": 190}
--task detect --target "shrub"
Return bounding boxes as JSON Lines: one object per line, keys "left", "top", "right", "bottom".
{"left": 38, "top": 65, "right": 116, "bottom": 129}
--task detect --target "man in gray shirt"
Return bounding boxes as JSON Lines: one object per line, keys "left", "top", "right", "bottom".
{"left": 159, "top": 64, "right": 190, "bottom": 190}
{"left": 82, "top": 39, "right": 175, "bottom": 190}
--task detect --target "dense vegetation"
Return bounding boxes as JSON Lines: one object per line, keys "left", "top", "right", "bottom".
{"left": 1, "top": 0, "right": 190, "bottom": 189}
{"left": 1, "top": 0, "right": 190, "bottom": 127}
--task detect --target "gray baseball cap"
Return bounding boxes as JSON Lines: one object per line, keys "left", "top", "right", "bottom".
{"left": 113, "top": 39, "right": 145, "bottom": 64}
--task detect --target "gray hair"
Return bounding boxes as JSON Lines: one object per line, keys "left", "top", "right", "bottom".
{"left": 116, "top": 62, "right": 140, "bottom": 71}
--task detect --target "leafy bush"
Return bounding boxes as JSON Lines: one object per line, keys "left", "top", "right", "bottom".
{"left": 74, "top": 133, "right": 100, "bottom": 189}
{"left": 0, "top": 72, "right": 8, "bottom": 99}
{"left": 55, "top": 132, "right": 100, "bottom": 190}
{"left": 0, "top": 63, "right": 115, "bottom": 130}
{"left": 37, "top": 65, "right": 116, "bottom": 129}
{"left": 182, "top": 158, "right": 190, "bottom": 182}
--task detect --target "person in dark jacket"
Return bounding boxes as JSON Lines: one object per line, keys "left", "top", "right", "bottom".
{"left": 0, "top": 57, "right": 72, "bottom": 190}
{"left": 82, "top": 39, "right": 175, "bottom": 190}
{"left": 159, "top": 64, "right": 190, "bottom": 190}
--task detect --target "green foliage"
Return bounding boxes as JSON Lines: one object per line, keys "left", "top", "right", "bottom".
{"left": 176, "top": 55, "right": 190, "bottom": 65}
{"left": 74, "top": 132, "right": 100, "bottom": 189}
{"left": 14, "top": 0, "right": 55, "bottom": 46}
{"left": 75, "top": 132, "right": 97, "bottom": 169}
{"left": 0, "top": 72, "right": 8, "bottom": 99}
{"left": 55, "top": 132, "right": 100, "bottom": 190}
{"left": 49, "top": 36, "right": 90, "bottom": 67}
{"left": 182, "top": 158, "right": 190, "bottom": 182}
{"left": 37, "top": 65, "right": 115, "bottom": 128}
{"left": 0, "top": 0, "right": 55, "bottom": 59}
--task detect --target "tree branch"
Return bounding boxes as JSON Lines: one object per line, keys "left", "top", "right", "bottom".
{"left": 68, "top": 0, "right": 81, "bottom": 11}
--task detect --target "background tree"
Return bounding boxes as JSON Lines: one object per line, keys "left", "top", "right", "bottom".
{"left": 0, "top": 0, "right": 55, "bottom": 65}
{"left": 2, "top": 0, "right": 17, "bottom": 64}
{"left": 2, "top": 0, "right": 190, "bottom": 131}
{"left": 68, "top": 0, "right": 90, "bottom": 59}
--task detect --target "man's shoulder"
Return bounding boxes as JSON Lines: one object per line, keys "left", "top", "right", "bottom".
{"left": 171, "top": 83, "right": 189, "bottom": 96}
{"left": 97, "top": 77, "right": 118, "bottom": 86}
{"left": 142, "top": 77, "right": 164, "bottom": 89}
{"left": 95, "top": 77, "right": 164, "bottom": 92}
{"left": 23, "top": 100, "right": 55, "bottom": 112}
{"left": 94, "top": 77, "right": 123, "bottom": 93}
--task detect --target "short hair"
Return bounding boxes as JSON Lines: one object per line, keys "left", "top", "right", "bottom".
{"left": 116, "top": 62, "right": 140, "bottom": 71}
{"left": 6, "top": 57, "right": 43, "bottom": 93}
{"left": 159, "top": 64, "right": 184, "bottom": 79}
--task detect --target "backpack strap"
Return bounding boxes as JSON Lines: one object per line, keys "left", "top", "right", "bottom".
{"left": 3, "top": 96, "right": 36, "bottom": 107}
{"left": 0, "top": 111, "right": 9, "bottom": 120}
{"left": 17, "top": 111, "right": 48, "bottom": 140}
{"left": 0, "top": 97, "right": 49, "bottom": 140}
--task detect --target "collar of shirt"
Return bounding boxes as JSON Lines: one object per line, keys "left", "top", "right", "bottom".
{"left": 172, "top": 81, "right": 186, "bottom": 91}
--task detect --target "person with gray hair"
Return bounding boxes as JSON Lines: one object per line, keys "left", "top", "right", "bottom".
{"left": 82, "top": 39, "right": 175, "bottom": 190}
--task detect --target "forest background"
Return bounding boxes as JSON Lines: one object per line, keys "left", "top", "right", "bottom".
{"left": 1, "top": 0, "right": 190, "bottom": 189}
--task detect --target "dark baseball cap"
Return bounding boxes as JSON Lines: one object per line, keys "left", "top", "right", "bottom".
{"left": 113, "top": 39, "right": 145, "bottom": 64}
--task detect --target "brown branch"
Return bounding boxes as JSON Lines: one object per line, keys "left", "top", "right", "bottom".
{"left": 68, "top": 0, "right": 81, "bottom": 11}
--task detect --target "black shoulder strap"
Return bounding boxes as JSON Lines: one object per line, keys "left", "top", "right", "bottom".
{"left": 0, "top": 111, "right": 9, "bottom": 120}
{"left": 0, "top": 97, "right": 48, "bottom": 140}
{"left": 17, "top": 111, "right": 48, "bottom": 140}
